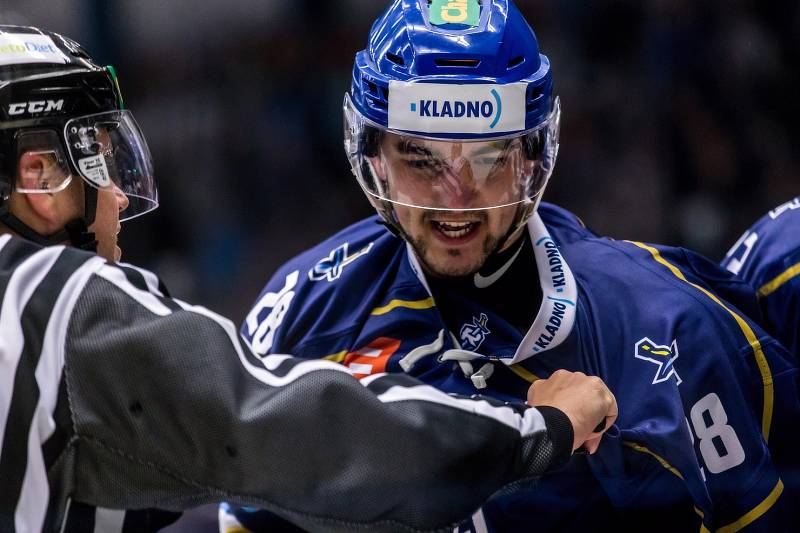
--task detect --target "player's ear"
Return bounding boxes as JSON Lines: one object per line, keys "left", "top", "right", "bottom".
{"left": 522, "top": 155, "right": 538, "bottom": 175}
{"left": 366, "top": 155, "right": 388, "bottom": 182}
{"left": 366, "top": 131, "right": 390, "bottom": 182}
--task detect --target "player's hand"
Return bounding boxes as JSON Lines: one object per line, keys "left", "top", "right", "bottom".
{"left": 527, "top": 369, "right": 617, "bottom": 454}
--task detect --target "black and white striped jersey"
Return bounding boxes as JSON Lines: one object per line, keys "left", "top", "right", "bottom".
{"left": 0, "top": 234, "right": 572, "bottom": 533}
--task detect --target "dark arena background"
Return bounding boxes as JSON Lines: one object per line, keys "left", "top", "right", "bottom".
{"left": 2, "top": 0, "right": 798, "bottom": 530}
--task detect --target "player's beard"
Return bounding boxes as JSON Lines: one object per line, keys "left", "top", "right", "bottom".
{"left": 404, "top": 210, "right": 505, "bottom": 278}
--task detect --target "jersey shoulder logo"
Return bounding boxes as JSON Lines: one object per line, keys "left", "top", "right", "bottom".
{"left": 309, "top": 242, "right": 374, "bottom": 282}
{"left": 634, "top": 337, "right": 682, "bottom": 385}
{"left": 460, "top": 313, "right": 490, "bottom": 351}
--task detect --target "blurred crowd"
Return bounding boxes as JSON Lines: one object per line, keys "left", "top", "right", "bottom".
{"left": 2, "top": 0, "right": 798, "bottom": 319}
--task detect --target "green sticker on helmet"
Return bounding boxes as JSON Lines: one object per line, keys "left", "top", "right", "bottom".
{"left": 106, "top": 65, "right": 125, "bottom": 110}
{"left": 429, "top": 0, "right": 480, "bottom": 27}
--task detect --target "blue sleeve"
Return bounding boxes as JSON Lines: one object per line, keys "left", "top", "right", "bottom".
{"left": 676, "top": 247, "right": 763, "bottom": 324}
{"left": 697, "top": 335, "right": 799, "bottom": 529}
{"left": 756, "top": 248, "right": 800, "bottom": 361}
{"left": 721, "top": 202, "right": 800, "bottom": 361}
{"left": 596, "top": 326, "right": 797, "bottom": 530}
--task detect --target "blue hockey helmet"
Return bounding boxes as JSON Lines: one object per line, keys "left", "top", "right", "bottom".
{"left": 344, "top": 0, "right": 560, "bottom": 232}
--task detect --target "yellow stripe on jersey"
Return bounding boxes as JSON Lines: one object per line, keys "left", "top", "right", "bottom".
{"left": 507, "top": 364, "right": 541, "bottom": 383}
{"left": 622, "top": 441, "right": 709, "bottom": 531}
{"left": 623, "top": 441, "right": 685, "bottom": 480}
{"left": 371, "top": 297, "right": 436, "bottom": 316}
{"left": 626, "top": 241, "right": 774, "bottom": 442}
{"left": 697, "top": 510, "right": 711, "bottom": 533}
{"left": 717, "top": 480, "right": 784, "bottom": 533}
{"left": 758, "top": 262, "right": 800, "bottom": 298}
{"left": 323, "top": 350, "right": 348, "bottom": 363}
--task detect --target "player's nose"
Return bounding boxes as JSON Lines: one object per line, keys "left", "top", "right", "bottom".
{"left": 440, "top": 158, "right": 478, "bottom": 209}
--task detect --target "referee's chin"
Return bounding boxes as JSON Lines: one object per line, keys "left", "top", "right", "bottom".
{"left": 91, "top": 233, "right": 120, "bottom": 262}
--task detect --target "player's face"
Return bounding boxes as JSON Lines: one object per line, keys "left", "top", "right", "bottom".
{"left": 393, "top": 202, "right": 519, "bottom": 277}
{"left": 378, "top": 133, "right": 524, "bottom": 277}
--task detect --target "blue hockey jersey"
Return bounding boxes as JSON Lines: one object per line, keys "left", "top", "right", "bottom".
{"left": 723, "top": 197, "right": 800, "bottom": 362}
{"left": 230, "top": 203, "right": 799, "bottom": 532}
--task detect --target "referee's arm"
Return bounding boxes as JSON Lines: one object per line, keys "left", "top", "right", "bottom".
{"left": 62, "top": 262, "right": 569, "bottom": 532}
{"left": 0, "top": 241, "right": 575, "bottom": 533}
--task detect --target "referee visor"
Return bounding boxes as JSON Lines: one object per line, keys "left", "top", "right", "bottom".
{"left": 65, "top": 110, "right": 158, "bottom": 221}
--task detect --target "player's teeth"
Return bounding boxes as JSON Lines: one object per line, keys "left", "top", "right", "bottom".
{"left": 434, "top": 221, "right": 475, "bottom": 238}
{"left": 437, "top": 221, "right": 473, "bottom": 230}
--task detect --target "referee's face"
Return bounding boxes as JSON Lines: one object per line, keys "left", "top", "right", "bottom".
{"left": 91, "top": 184, "right": 129, "bottom": 262}
{"left": 11, "top": 151, "right": 127, "bottom": 262}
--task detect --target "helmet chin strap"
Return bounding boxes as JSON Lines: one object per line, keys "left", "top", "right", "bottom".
{"left": 0, "top": 182, "right": 99, "bottom": 252}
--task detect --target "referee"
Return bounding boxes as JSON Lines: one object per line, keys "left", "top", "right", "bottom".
{"left": 0, "top": 26, "right": 617, "bottom": 533}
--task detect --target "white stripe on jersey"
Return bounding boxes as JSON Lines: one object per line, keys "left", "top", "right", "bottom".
{"left": 94, "top": 266, "right": 358, "bottom": 387}
{"left": 176, "top": 299, "right": 548, "bottom": 438}
{"left": 172, "top": 299, "right": 355, "bottom": 385}
{"left": 93, "top": 264, "right": 550, "bottom": 455}
{"left": 116, "top": 261, "right": 164, "bottom": 297}
{"left": 36, "top": 256, "right": 105, "bottom": 428}
{"left": 454, "top": 508, "right": 489, "bottom": 533}
{"left": 0, "top": 245, "right": 64, "bottom": 533}
{"left": 0, "top": 245, "right": 64, "bottom": 447}
{"left": 96, "top": 264, "right": 172, "bottom": 316}
{"left": 373, "top": 383, "right": 547, "bottom": 438}
{"left": 92, "top": 508, "right": 125, "bottom": 533}
{"left": 15, "top": 256, "right": 105, "bottom": 533}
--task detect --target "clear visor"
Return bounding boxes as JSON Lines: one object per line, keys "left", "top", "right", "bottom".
{"left": 64, "top": 110, "right": 158, "bottom": 221}
{"left": 344, "top": 93, "right": 560, "bottom": 211}
{"left": 15, "top": 130, "right": 74, "bottom": 195}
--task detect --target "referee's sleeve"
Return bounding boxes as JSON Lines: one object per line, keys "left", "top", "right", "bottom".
{"left": 62, "top": 263, "right": 570, "bottom": 532}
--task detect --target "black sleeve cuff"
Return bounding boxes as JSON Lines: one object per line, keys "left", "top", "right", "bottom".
{"left": 536, "top": 405, "right": 574, "bottom": 470}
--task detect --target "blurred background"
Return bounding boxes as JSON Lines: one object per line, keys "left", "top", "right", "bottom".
{"left": 2, "top": 0, "right": 797, "bottom": 530}
{"left": 2, "top": 0, "right": 798, "bottom": 320}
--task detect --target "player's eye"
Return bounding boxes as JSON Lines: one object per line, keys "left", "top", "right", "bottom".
{"left": 404, "top": 158, "right": 445, "bottom": 175}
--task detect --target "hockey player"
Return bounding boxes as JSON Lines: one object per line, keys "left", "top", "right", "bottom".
{"left": 723, "top": 197, "right": 800, "bottom": 360}
{"left": 230, "top": 1, "right": 800, "bottom": 531}
{"left": 0, "top": 25, "right": 619, "bottom": 533}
